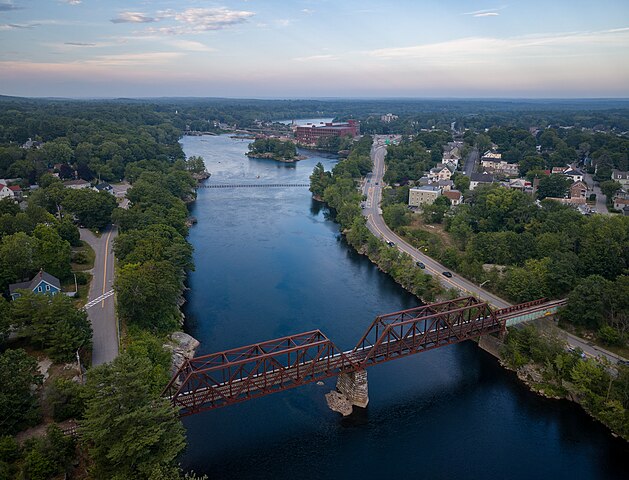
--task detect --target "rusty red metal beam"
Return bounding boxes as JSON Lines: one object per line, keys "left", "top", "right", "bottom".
{"left": 164, "top": 297, "right": 564, "bottom": 415}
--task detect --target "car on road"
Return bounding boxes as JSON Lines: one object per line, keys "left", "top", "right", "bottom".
{"left": 387, "top": 241, "right": 395, "bottom": 247}
{"left": 416, "top": 261, "right": 425, "bottom": 269}
{"left": 442, "top": 271, "right": 453, "bottom": 278}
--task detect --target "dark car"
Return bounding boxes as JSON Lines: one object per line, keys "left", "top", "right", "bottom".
{"left": 416, "top": 261, "right": 425, "bottom": 269}
{"left": 442, "top": 271, "right": 453, "bottom": 278}
{"left": 387, "top": 241, "right": 395, "bottom": 247}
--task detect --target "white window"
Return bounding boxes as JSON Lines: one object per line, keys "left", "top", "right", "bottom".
{"left": 38, "top": 286, "right": 42, "bottom": 292}
{"left": 46, "top": 285, "right": 50, "bottom": 291}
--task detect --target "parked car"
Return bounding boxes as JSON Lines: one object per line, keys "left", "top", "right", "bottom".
{"left": 387, "top": 241, "right": 395, "bottom": 247}
{"left": 442, "top": 271, "right": 453, "bottom": 278}
{"left": 416, "top": 261, "right": 425, "bottom": 269}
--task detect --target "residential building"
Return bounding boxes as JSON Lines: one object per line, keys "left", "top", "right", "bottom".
{"left": 409, "top": 186, "right": 441, "bottom": 207}
{"left": 9, "top": 270, "right": 61, "bottom": 300}
{"left": 63, "top": 179, "right": 91, "bottom": 190}
{"left": 563, "top": 168, "right": 584, "bottom": 183}
{"left": 443, "top": 189, "right": 462, "bottom": 206}
{"left": 0, "top": 183, "right": 13, "bottom": 200}
{"left": 570, "top": 180, "right": 588, "bottom": 200}
{"left": 481, "top": 151, "right": 502, "bottom": 161}
{"left": 469, "top": 172, "right": 495, "bottom": 191}
{"left": 294, "top": 120, "right": 359, "bottom": 144}
{"left": 380, "top": 113, "right": 398, "bottom": 123}
{"left": 508, "top": 178, "right": 533, "bottom": 192}
{"left": 480, "top": 159, "right": 520, "bottom": 177}
{"left": 611, "top": 170, "right": 629, "bottom": 189}
{"left": 437, "top": 179, "right": 454, "bottom": 191}
{"left": 427, "top": 164, "right": 453, "bottom": 181}
{"left": 93, "top": 182, "right": 113, "bottom": 193}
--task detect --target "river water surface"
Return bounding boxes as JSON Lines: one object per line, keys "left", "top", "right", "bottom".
{"left": 180, "top": 134, "right": 628, "bottom": 479}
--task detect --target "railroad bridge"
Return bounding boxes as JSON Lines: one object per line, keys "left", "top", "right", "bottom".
{"left": 163, "top": 296, "right": 565, "bottom": 416}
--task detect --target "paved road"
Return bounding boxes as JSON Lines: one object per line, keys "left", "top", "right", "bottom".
{"left": 463, "top": 147, "right": 479, "bottom": 176}
{"left": 80, "top": 225, "right": 119, "bottom": 366}
{"left": 363, "top": 137, "right": 626, "bottom": 364}
{"left": 363, "top": 138, "right": 511, "bottom": 309}
{"left": 583, "top": 172, "right": 609, "bottom": 214}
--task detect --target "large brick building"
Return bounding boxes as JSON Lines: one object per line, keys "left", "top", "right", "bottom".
{"left": 294, "top": 120, "right": 359, "bottom": 144}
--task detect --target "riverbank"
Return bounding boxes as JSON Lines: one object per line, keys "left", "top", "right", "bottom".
{"left": 246, "top": 152, "right": 307, "bottom": 163}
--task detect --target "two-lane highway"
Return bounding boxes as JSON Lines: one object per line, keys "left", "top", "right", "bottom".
{"left": 363, "top": 137, "right": 510, "bottom": 309}
{"left": 80, "top": 225, "right": 119, "bottom": 366}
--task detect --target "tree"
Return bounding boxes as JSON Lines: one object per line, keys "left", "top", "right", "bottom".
{"left": 81, "top": 354, "right": 186, "bottom": 479}
{"left": 21, "top": 424, "right": 76, "bottom": 480}
{"left": 0, "top": 296, "right": 10, "bottom": 345}
{"left": 12, "top": 292, "right": 92, "bottom": 362}
{"left": 309, "top": 162, "right": 332, "bottom": 198}
{"left": 0, "top": 231, "right": 39, "bottom": 289}
{"left": 115, "top": 261, "right": 181, "bottom": 332}
{"left": 560, "top": 275, "right": 611, "bottom": 330}
{"left": 383, "top": 203, "right": 411, "bottom": 229}
{"left": 0, "top": 348, "right": 42, "bottom": 434}
{"left": 452, "top": 173, "right": 470, "bottom": 193}
{"left": 33, "top": 224, "right": 72, "bottom": 280}
{"left": 599, "top": 180, "right": 622, "bottom": 202}
{"left": 62, "top": 188, "right": 117, "bottom": 230}
{"left": 185, "top": 155, "right": 206, "bottom": 174}
{"left": 536, "top": 175, "right": 571, "bottom": 200}
{"left": 422, "top": 196, "right": 451, "bottom": 224}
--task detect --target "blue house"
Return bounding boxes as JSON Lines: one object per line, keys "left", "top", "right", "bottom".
{"left": 9, "top": 270, "right": 61, "bottom": 300}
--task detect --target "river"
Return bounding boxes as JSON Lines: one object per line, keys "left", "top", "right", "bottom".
{"left": 179, "top": 134, "right": 628, "bottom": 479}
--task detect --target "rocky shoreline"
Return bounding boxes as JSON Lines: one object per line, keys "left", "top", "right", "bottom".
{"left": 246, "top": 152, "right": 307, "bottom": 163}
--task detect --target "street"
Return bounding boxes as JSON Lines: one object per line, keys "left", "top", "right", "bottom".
{"left": 583, "top": 171, "right": 609, "bottom": 214}
{"left": 363, "top": 136, "right": 626, "bottom": 363}
{"left": 80, "top": 225, "right": 119, "bottom": 366}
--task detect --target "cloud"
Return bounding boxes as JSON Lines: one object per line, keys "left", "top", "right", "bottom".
{"left": 369, "top": 28, "right": 629, "bottom": 62}
{"left": 60, "top": 0, "right": 82, "bottom": 5}
{"left": 84, "top": 52, "right": 183, "bottom": 66}
{"left": 0, "top": 1, "right": 21, "bottom": 12}
{"left": 302, "top": 9, "right": 314, "bottom": 15}
{"left": 168, "top": 39, "right": 215, "bottom": 52}
{"left": 0, "top": 23, "right": 39, "bottom": 30}
{"left": 111, "top": 11, "right": 156, "bottom": 24}
{"left": 169, "top": 7, "right": 254, "bottom": 33}
{"left": 292, "top": 54, "right": 338, "bottom": 62}
{"left": 64, "top": 42, "right": 96, "bottom": 47}
{"left": 464, "top": 7, "right": 506, "bottom": 16}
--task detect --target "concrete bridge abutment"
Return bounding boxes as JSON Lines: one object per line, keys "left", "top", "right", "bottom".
{"left": 336, "top": 369, "right": 369, "bottom": 408}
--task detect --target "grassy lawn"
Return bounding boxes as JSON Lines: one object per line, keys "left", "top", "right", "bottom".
{"left": 71, "top": 240, "right": 95, "bottom": 271}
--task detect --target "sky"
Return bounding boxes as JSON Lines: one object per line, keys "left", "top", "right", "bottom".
{"left": 0, "top": 0, "right": 628, "bottom": 98}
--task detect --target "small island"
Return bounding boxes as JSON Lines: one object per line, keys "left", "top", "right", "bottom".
{"left": 247, "top": 138, "right": 306, "bottom": 162}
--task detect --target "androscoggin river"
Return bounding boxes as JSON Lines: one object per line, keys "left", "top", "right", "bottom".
{"left": 179, "top": 134, "right": 628, "bottom": 479}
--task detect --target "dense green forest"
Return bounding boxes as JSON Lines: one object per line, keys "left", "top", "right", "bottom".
{"left": 247, "top": 138, "right": 298, "bottom": 161}
{"left": 0, "top": 97, "right": 202, "bottom": 479}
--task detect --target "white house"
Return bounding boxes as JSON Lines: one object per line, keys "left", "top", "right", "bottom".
{"left": 0, "top": 183, "right": 14, "bottom": 200}
{"left": 428, "top": 164, "right": 453, "bottom": 182}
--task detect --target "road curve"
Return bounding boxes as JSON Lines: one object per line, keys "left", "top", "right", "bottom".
{"left": 80, "top": 225, "right": 119, "bottom": 366}
{"left": 363, "top": 138, "right": 511, "bottom": 309}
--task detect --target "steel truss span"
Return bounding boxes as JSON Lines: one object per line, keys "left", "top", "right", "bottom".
{"left": 164, "top": 296, "right": 565, "bottom": 415}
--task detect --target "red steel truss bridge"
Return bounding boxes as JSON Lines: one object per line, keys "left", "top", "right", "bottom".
{"left": 164, "top": 296, "right": 565, "bottom": 416}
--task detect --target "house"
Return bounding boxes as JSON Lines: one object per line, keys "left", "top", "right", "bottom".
{"left": 428, "top": 164, "right": 453, "bottom": 181}
{"left": 8, "top": 185, "right": 22, "bottom": 200}
{"left": 63, "top": 179, "right": 91, "bottom": 190}
{"left": 611, "top": 170, "right": 629, "bottom": 189}
{"left": 9, "top": 270, "right": 61, "bottom": 300}
{"left": 0, "top": 183, "right": 14, "bottom": 200}
{"left": 551, "top": 166, "right": 566, "bottom": 175}
{"left": 570, "top": 180, "right": 588, "bottom": 200}
{"left": 469, "top": 172, "right": 495, "bottom": 191}
{"left": 437, "top": 179, "right": 454, "bottom": 191}
{"left": 481, "top": 151, "right": 502, "bottom": 162}
{"left": 443, "top": 189, "right": 462, "bottom": 206}
{"left": 93, "top": 182, "right": 113, "bottom": 193}
{"left": 380, "top": 113, "right": 398, "bottom": 123}
{"left": 21, "top": 138, "right": 43, "bottom": 149}
{"left": 563, "top": 168, "right": 584, "bottom": 183}
{"left": 613, "top": 193, "right": 629, "bottom": 211}
{"left": 409, "top": 186, "right": 441, "bottom": 207}
{"left": 480, "top": 159, "right": 520, "bottom": 177}
{"left": 508, "top": 178, "right": 533, "bottom": 192}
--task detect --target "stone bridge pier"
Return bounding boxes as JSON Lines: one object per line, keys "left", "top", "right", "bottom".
{"left": 336, "top": 369, "right": 369, "bottom": 408}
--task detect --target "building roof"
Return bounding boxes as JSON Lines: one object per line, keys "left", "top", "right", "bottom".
{"left": 411, "top": 185, "right": 441, "bottom": 192}
{"left": 9, "top": 270, "right": 61, "bottom": 296}
{"left": 443, "top": 190, "right": 462, "bottom": 201}
{"left": 94, "top": 182, "right": 112, "bottom": 191}
{"left": 470, "top": 173, "right": 495, "bottom": 183}
{"left": 612, "top": 169, "right": 629, "bottom": 180}
{"left": 63, "top": 179, "right": 90, "bottom": 186}
{"left": 8, "top": 185, "right": 21, "bottom": 192}
{"left": 563, "top": 168, "right": 583, "bottom": 176}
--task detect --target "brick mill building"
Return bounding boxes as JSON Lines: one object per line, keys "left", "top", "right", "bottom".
{"left": 294, "top": 120, "right": 360, "bottom": 144}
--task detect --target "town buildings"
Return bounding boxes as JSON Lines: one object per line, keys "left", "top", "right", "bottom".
{"left": 9, "top": 270, "right": 61, "bottom": 301}
{"left": 612, "top": 170, "right": 629, "bottom": 189}
{"left": 294, "top": 120, "right": 359, "bottom": 144}
{"left": 409, "top": 186, "right": 441, "bottom": 207}
{"left": 380, "top": 113, "right": 398, "bottom": 123}
{"left": 470, "top": 172, "right": 495, "bottom": 190}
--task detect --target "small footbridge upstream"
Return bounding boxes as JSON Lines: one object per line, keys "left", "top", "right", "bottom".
{"left": 164, "top": 296, "right": 565, "bottom": 416}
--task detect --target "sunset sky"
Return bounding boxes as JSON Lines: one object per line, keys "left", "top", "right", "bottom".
{"left": 1, "top": 0, "right": 628, "bottom": 98}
